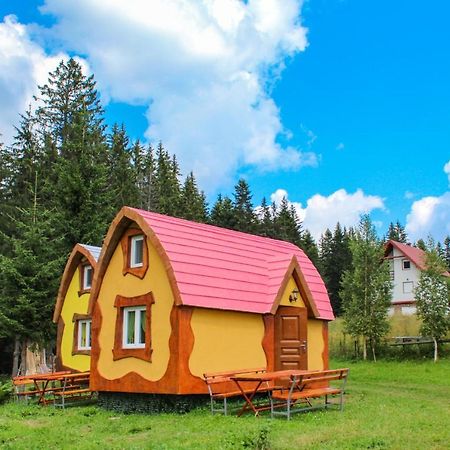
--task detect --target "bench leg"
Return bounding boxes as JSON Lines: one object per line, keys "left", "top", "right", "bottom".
{"left": 223, "top": 397, "right": 227, "bottom": 416}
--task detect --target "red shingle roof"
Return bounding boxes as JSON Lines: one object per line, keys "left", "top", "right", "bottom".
{"left": 132, "top": 208, "right": 334, "bottom": 320}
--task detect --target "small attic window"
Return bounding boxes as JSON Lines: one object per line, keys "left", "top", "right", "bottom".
{"left": 83, "top": 265, "right": 93, "bottom": 289}
{"left": 402, "top": 260, "right": 411, "bottom": 270}
{"left": 79, "top": 263, "right": 93, "bottom": 295}
{"left": 121, "top": 228, "right": 149, "bottom": 279}
{"left": 130, "top": 235, "right": 144, "bottom": 268}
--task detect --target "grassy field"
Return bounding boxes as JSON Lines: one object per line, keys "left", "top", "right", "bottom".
{"left": 1, "top": 359, "right": 449, "bottom": 449}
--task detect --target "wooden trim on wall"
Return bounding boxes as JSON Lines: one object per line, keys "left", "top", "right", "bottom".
{"left": 322, "top": 321, "right": 329, "bottom": 370}
{"left": 55, "top": 317, "right": 65, "bottom": 371}
{"left": 72, "top": 313, "right": 92, "bottom": 356}
{"left": 270, "top": 256, "right": 319, "bottom": 319}
{"left": 262, "top": 314, "right": 275, "bottom": 372}
{"left": 120, "top": 228, "right": 149, "bottom": 279}
{"left": 112, "top": 292, "right": 155, "bottom": 362}
{"left": 177, "top": 306, "right": 206, "bottom": 393}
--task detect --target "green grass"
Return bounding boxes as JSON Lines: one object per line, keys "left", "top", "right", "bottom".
{"left": 1, "top": 359, "right": 449, "bottom": 449}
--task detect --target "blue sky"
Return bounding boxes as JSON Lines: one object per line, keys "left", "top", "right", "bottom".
{"left": 1, "top": 0, "right": 449, "bottom": 242}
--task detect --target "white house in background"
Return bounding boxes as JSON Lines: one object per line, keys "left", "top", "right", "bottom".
{"left": 384, "top": 240, "right": 428, "bottom": 315}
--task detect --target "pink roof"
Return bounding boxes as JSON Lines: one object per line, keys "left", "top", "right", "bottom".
{"left": 131, "top": 208, "right": 334, "bottom": 320}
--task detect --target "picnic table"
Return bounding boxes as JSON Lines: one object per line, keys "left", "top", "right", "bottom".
{"left": 231, "top": 369, "right": 308, "bottom": 416}
{"left": 13, "top": 371, "right": 70, "bottom": 403}
{"left": 30, "top": 371, "right": 90, "bottom": 406}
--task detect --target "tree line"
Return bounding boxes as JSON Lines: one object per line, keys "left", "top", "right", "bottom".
{"left": 0, "top": 59, "right": 448, "bottom": 371}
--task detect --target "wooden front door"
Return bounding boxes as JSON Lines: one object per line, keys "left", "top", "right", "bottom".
{"left": 275, "top": 306, "right": 307, "bottom": 371}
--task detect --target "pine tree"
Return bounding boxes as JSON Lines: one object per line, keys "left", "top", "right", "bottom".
{"left": 386, "top": 220, "right": 408, "bottom": 243}
{"left": 132, "top": 142, "right": 156, "bottom": 211}
{"left": 273, "top": 197, "right": 302, "bottom": 246}
{"left": 34, "top": 58, "right": 114, "bottom": 248}
{"left": 0, "top": 189, "right": 65, "bottom": 374}
{"left": 319, "top": 224, "right": 352, "bottom": 316}
{"left": 341, "top": 215, "right": 392, "bottom": 361}
{"left": 153, "top": 142, "right": 181, "bottom": 216}
{"left": 108, "top": 124, "right": 139, "bottom": 209}
{"left": 300, "top": 230, "right": 319, "bottom": 267}
{"left": 232, "top": 179, "right": 257, "bottom": 233}
{"left": 210, "top": 194, "right": 236, "bottom": 229}
{"left": 36, "top": 59, "right": 104, "bottom": 150}
{"left": 416, "top": 239, "right": 427, "bottom": 251}
{"left": 179, "top": 172, "right": 209, "bottom": 222}
{"left": 414, "top": 239, "right": 450, "bottom": 362}
{"left": 258, "top": 197, "right": 275, "bottom": 238}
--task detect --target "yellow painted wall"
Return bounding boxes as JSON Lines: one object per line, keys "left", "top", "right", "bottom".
{"left": 307, "top": 320, "right": 325, "bottom": 370}
{"left": 96, "top": 235, "right": 172, "bottom": 381}
{"left": 60, "top": 268, "right": 90, "bottom": 372}
{"left": 189, "top": 308, "right": 266, "bottom": 376}
{"left": 279, "top": 277, "right": 305, "bottom": 308}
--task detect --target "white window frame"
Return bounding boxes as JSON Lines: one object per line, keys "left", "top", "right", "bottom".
{"left": 130, "top": 235, "right": 144, "bottom": 268}
{"left": 403, "top": 281, "right": 414, "bottom": 294}
{"left": 402, "top": 259, "right": 411, "bottom": 270}
{"left": 78, "top": 319, "right": 91, "bottom": 350}
{"left": 82, "top": 264, "right": 93, "bottom": 290}
{"left": 122, "top": 306, "right": 146, "bottom": 349}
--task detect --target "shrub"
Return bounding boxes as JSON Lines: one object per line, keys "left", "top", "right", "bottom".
{"left": 0, "top": 378, "right": 12, "bottom": 404}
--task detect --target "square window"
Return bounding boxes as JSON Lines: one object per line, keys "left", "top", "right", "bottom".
{"left": 130, "top": 235, "right": 144, "bottom": 268}
{"left": 403, "top": 281, "right": 414, "bottom": 294}
{"left": 402, "top": 260, "right": 411, "bottom": 270}
{"left": 123, "top": 306, "right": 146, "bottom": 348}
{"left": 82, "top": 265, "right": 93, "bottom": 290}
{"left": 78, "top": 319, "right": 91, "bottom": 350}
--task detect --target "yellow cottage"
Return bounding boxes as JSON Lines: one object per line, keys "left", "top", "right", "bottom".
{"left": 88, "top": 207, "right": 334, "bottom": 395}
{"left": 53, "top": 244, "right": 101, "bottom": 372}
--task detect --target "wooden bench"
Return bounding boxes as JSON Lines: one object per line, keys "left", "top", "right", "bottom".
{"left": 270, "top": 368, "right": 349, "bottom": 419}
{"left": 13, "top": 377, "right": 41, "bottom": 402}
{"left": 53, "top": 372, "right": 93, "bottom": 408}
{"left": 203, "top": 368, "right": 269, "bottom": 415}
{"left": 12, "top": 371, "right": 71, "bottom": 403}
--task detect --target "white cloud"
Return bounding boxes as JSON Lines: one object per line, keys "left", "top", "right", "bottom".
{"left": 0, "top": 15, "right": 70, "bottom": 144}
{"left": 35, "top": 0, "right": 311, "bottom": 191}
{"left": 270, "top": 188, "right": 385, "bottom": 240}
{"left": 405, "top": 162, "right": 450, "bottom": 242}
{"left": 404, "top": 191, "right": 416, "bottom": 200}
{"left": 336, "top": 142, "right": 344, "bottom": 151}
{"left": 444, "top": 160, "right": 450, "bottom": 185}
{"left": 406, "top": 193, "right": 450, "bottom": 242}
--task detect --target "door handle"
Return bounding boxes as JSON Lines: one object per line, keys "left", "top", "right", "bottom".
{"left": 299, "top": 341, "right": 307, "bottom": 351}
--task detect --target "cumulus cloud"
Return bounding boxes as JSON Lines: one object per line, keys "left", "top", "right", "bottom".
{"left": 270, "top": 188, "right": 385, "bottom": 240}
{"left": 405, "top": 162, "right": 450, "bottom": 241}
{"left": 36, "top": 0, "right": 312, "bottom": 191}
{"left": 406, "top": 193, "right": 450, "bottom": 242}
{"left": 0, "top": 15, "right": 69, "bottom": 143}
